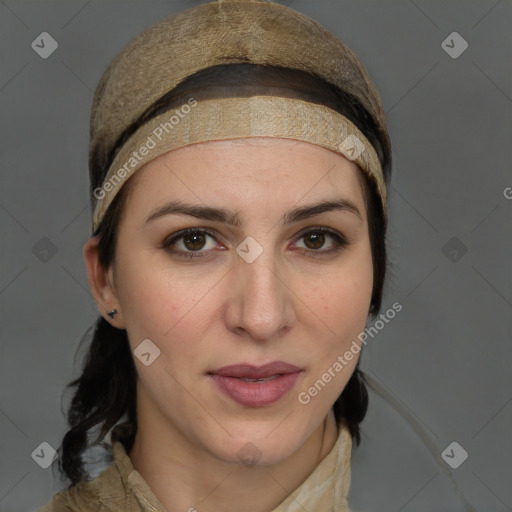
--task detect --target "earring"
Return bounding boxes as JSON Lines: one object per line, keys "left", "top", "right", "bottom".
{"left": 107, "top": 308, "right": 118, "bottom": 319}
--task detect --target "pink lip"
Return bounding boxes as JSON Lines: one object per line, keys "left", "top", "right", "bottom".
{"left": 209, "top": 361, "right": 303, "bottom": 407}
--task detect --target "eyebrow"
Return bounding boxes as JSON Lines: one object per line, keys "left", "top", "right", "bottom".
{"left": 145, "top": 198, "right": 362, "bottom": 226}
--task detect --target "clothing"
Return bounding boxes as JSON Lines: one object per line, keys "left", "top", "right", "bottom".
{"left": 39, "top": 423, "right": 352, "bottom": 512}
{"left": 89, "top": 0, "right": 390, "bottom": 233}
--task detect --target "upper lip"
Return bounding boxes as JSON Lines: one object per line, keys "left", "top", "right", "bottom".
{"left": 210, "top": 361, "right": 302, "bottom": 379}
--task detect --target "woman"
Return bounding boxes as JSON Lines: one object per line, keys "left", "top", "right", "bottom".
{"left": 40, "top": 0, "right": 391, "bottom": 510}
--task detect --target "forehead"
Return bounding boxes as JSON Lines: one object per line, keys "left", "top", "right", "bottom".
{"left": 128, "top": 137, "right": 366, "bottom": 205}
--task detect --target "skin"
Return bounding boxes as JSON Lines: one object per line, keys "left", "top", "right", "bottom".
{"left": 84, "top": 137, "right": 373, "bottom": 512}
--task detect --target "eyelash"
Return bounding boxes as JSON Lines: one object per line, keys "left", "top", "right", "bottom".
{"left": 160, "top": 227, "right": 349, "bottom": 259}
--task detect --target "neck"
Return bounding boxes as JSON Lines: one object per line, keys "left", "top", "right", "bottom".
{"left": 129, "top": 409, "right": 338, "bottom": 512}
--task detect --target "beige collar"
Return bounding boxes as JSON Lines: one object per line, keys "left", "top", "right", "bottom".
{"left": 43, "top": 422, "right": 352, "bottom": 511}
{"left": 109, "top": 422, "right": 352, "bottom": 512}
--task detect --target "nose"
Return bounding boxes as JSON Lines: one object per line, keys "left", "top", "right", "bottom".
{"left": 224, "top": 245, "right": 296, "bottom": 342}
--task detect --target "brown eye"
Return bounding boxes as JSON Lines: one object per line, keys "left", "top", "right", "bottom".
{"left": 294, "top": 228, "right": 348, "bottom": 256}
{"left": 161, "top": 228, "right": 219, "bottom": 257}
{"left": 183, "top": 232, "right": 207, "bottom": 251}
{"left": 303, "top": 231, "right": 326, "bottom": 250}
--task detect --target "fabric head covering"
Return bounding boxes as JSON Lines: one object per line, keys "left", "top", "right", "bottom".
{"left": 90, "top": 0, "right": 390, "bottom": 233}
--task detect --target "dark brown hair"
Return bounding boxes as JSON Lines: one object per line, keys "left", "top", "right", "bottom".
{"left": 60, "top": 63, "right": 391, "bottom": 485}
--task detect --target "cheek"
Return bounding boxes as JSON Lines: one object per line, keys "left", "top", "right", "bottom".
{"left": 115, "top": 254, "right": 223, "bottom": 360}
{"left": 299, "top": 271, "right": 371, "bottom": 408}
{"left": 305, "top": 248, "right": 372, "bottom": 397}
{"left": 114, "top": 253, "right": 180, "bottom": 336}
{"left": 317, "top": 259, "right": 373, "bottom": 336}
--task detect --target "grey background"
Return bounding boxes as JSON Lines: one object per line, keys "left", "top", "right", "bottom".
{"left": 0, "top": 1, "right": 511, "bottom": 511}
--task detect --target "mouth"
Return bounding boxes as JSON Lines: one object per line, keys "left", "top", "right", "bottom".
{"left": 208, "top": 361, "right": 303, "bottom": 407}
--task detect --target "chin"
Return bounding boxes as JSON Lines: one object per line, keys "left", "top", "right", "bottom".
{"left": 201, "top": 418, "right": 313, "bottom": 466}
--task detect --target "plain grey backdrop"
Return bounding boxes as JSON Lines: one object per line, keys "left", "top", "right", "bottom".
{"left": 0, "top": 1, "right": 511, "bottom": 511}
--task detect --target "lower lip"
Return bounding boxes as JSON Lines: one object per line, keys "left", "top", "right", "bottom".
{"left": 210, "top": 372, "right": 302, "bottom": 407}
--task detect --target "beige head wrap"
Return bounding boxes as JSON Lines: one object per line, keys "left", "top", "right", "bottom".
{"left": 90, "top": 0, "right": 389, "bottom": 233}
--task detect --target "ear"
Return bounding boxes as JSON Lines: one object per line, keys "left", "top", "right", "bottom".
{"left": 83, "top": 236, "right": 125, "bottom": 329}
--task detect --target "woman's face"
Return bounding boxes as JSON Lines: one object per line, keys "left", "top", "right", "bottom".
{"left": 109, "top": 137, "right": 373, "bottom": 464}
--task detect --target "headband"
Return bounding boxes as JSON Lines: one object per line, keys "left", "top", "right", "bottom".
{"left": 90, "top": 0, "right": 390, "bottom": 232}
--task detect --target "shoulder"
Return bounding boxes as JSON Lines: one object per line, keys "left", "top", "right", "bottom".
{"left": 38, "top": 461, "right": 125, "bottom": 512}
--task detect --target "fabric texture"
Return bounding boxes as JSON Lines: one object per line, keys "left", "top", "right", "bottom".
{"left": 89, "top": 0, "right": 390, "bottom": 232}
{"left": 39, "top": 422, "right": 353, "bottom": 511}
{"left": 93, "top": 95, "right": 384, "bottom": 230}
